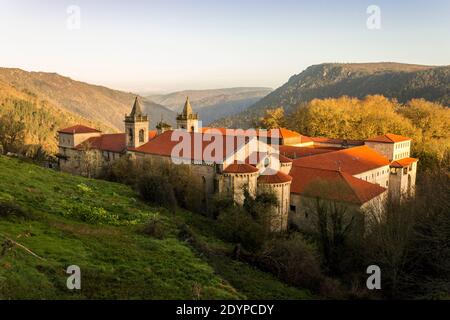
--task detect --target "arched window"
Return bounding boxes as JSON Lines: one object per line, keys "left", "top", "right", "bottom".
{"left": 191, "top": 126, "right": 195, "bottom": 132}
{"left": 264, "top": 156, "right": 270, "bottom": 168}
{"left": 128, "top": 128, "right": 133, "bottom": 142}
{"left": 139, "top": 129, "right": 145, "bottom": 143}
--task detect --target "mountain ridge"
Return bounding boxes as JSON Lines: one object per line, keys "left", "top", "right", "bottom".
{"left": 0, "top": 67, "right": 176, "bottom": 131}
{"left": 148, "top": 87, "right": 272, "bottom": 124}
{"left": 211, "top": 62, "right": 450, "bottom": 128}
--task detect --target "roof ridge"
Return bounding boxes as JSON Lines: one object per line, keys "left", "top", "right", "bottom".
{"left": 339, "top": 172, "right": 366, "bottom": 203}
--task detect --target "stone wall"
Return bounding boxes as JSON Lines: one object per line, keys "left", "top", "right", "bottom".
{"left": 258, "top": 182, "right": 291, "bottom": 232}
{"left": 353, "top": 165, "right": 391, "bottom": 189}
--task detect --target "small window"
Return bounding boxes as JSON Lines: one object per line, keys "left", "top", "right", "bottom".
{"left": 386, "top": 181, "right": 389, "bottom": 187}
{"left": 290, "top": 205, "right": 296, "bottom": 212}
{"left": 264, "top": 157, "right": 270, "bottom": 168}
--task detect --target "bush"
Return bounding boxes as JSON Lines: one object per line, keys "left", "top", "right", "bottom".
{"left": 259, "top": 233, "right": 324, "bottom": 291}
{"left": 136, "top": 174, "right": 177, "bottom": 212}
{"left": 210, "top": 194, "right": 235, "bottom": 219}
{"left": 142, "top": 214, "right": 168, "bottom": 239}
{"left": 99, "top": 157, "right": 138, "bottom": 185}
{"left": 218, "top": 207, "right": 267, "bottom": 252}
{"left": 64, "top": 203, "right": 119, "bottom": 225}
{"left": 0, "top": 200, "right": 29, "bottom": 219}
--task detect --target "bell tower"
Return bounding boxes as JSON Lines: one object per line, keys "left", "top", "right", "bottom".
{"left": 125, "top": 97, "right": 149, "bottom": 148}
{"left": 176, "top": 97, "right": 200, "bottom": 132}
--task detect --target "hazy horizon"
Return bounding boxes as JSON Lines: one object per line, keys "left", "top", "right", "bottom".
{"left": 1, "top": 0, "right": 449, "bottom": 93}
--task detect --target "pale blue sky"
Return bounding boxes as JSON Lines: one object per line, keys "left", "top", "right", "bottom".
{"left": 0, "top": 0, "right": 449, "bottom": 93}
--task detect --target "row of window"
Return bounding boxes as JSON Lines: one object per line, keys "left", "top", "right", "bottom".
{"left": 103, "top": 151, "right": 117, "bottom": 161}
{"left": 394, "top": 152, "right": 410, "bottom": 160}
{"left": 395, "top": 142, "right": 410, "bottom": 149}
{"left": 60, "top": 138, "right": 72, "bottom": 145}
{"left": 361, "top": 168, "right": 388, "bottom": 182}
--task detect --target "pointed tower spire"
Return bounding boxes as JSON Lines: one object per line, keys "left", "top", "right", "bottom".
{"left": 130, "top": 96, "right": 143, "bottom": 117}
{"left": 182, "top": 96, "right": 193, "bottom": 117}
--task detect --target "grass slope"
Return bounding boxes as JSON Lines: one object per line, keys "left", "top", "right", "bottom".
{"left": 0, "top": 156, "right": 310, "bottom": 299}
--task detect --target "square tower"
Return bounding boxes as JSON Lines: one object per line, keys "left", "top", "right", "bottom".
{"left": 176, "top": 97, "right": 200, "bottom": 132}
{"left": 365, "top": 133, "right": 411, "bottom": 161}
{"left": 125, "top": 97, "right": 149, "bottom": 148}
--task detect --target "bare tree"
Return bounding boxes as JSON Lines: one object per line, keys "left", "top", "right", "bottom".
{"left": 79, "top": 142, "right": 102, "bottom": 178}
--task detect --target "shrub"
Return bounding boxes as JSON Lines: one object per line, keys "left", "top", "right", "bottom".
{"left": 259, "top": 233, "right": 324, "bottom": 291}
{"left": 136, "top": 174, "right": 177, "bottom": 212}
{"left": 0, "top": 200, "right": 29, "bottom": 219}
{"left": 99, "top": 157, "right": 138, "bottom": 185}
{"left": 217, "top": 207, "right": 267, "bottom": 252}
{"left": 64, "top": 203, "right": 119, "bottom": 225}
{"left": 210, "top": 193, "right": 235, "bottom": 219}
{"left": 244, "top": 189, "right": 278, "bottom": 222}
{"left": 142, "top": 214, "right": 168, "bottom": 239}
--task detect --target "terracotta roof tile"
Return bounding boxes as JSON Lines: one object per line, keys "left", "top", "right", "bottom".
{"left": 75, "top": 133, "right": 126, "bottom": 153}
{"left": 280, "top": 145, "right": 337, "bottom": 159}
{"left": 366, "top": 133, "right": 411, "bottom": 143}
{"left": 310, "top": 136, "right": 365, "bottom": 146}
{"left": 390, "top": 157, "right": 418, "bottom": 168}
{"left": 58, "top": 125, "right": 101, "bottom": 134}
{"left": 292, "top": 145, "right": 390, "bottom": 175}
{"left": 258, "top": 169, "right": 292, "bottom": 184}
{"left": 289, "top": 166, "right": 386, "bottom": 205}
{"left": 200, "top": 127, "right": 312, "bottom": 143}
{"left": 279, "top": 154, "right": 293, "bottom": 163}
{"left": 131, "top": 130, "right": 249, "bottom": 163}
{"left": 223, "top": 163, "right": 259, "bottom": 174}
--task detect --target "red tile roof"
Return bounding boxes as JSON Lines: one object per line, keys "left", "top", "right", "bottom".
{"left": 280, "top": 145, "right": 337, "bottom": 159}
{"left": 223, "top": 163, "right": 259, "bottom": 174}
{"left": 289, "top": 166, "right": 386, "bottom": 205}
{"left": 292, "top": 145, "right": 390, "bottom": 175}
{"left": 200, "top": 127, "right": 312, "bottom": 143}
{"left": 310, "top": 136, "right": 365, "bottom": 146}
{"left": 279, "top": 154, "right": 293, "bottom": 163}
{"left": 390, "top": 157, "right": 418, "bottom": 168}
{"left": 76, "top": 133, "right": 126, "bottom": 153}
{"left": 366, "top": 133, "right": 411, "bottom": 143}
{"left": 131, "top": 130, "right": 249, "bottom": 162}
{"left": 58, "top": 125, "right": 101, "bottom": 134}
{"left": 258, "top": 169, "right": 292, "bottom": 184}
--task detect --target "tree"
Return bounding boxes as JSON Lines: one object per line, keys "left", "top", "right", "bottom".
{"left": 136, "top": 174, "right": 177, "bottom": 212}
{"left": 0, "top": 115, "right": 25, "bottom": 155}
{"left": 259, "top": 107, "right": 286, "bottom": 129}
{"left": 78, "top": 142, "right": 102, "bottom": 178}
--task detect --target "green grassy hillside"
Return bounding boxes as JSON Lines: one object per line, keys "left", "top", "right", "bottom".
{"left": 0, "top": 156, "right": 310, "bottom": 299}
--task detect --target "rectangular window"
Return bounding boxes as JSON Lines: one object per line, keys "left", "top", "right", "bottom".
{"left": 290, "top": 205, "right": 296, "bottom": 212}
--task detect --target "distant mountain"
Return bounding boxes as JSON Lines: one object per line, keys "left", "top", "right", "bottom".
{"left": 211, "top": 63, "right": 450, "bottom": 128}
{"left": 0, "top": 68, "right": 176, "bottom": 131}
{"left": 148, "top": 87, "right": 272, "bottom": 124}
{"left": 0, "top": 68, "right": 176, "bottom": 153}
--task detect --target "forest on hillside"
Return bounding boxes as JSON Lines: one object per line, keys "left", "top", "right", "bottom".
{"left": 213, "top": 63, "right": 450, "bottom": 129}
{"left": 259, "top": 95, "right": 450, "bottom": 171}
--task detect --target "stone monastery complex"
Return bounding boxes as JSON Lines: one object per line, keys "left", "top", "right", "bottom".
{"left": 57, "top": 97, "right": 418, "bottom": 231}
